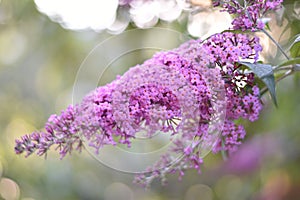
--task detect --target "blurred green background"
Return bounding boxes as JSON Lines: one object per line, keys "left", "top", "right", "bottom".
{"left": 0, "top": 0, "right": 300, "bottom": 199}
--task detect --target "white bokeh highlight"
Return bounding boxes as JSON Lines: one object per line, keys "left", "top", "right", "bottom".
{"left": 34, "top": 0, "right": 232, "bottom": 37}
{"left": 34, "top": 0, "right": 119, "bottom": 30}
{"left": 188, "top": 9, "right": 232, "bottom": 39}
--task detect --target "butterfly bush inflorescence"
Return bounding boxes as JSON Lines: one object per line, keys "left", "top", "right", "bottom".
{"left": 15, "top": 0, "right": 283, "bottom": 187}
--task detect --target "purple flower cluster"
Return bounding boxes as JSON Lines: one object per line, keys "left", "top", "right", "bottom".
{"left": 203, "top": 32, "right": 263, "bottom": 124}
{"left": 15, "top": 32, "right": 263, "bottom": 186}
{"left": 202, "top": 32, "right": 263, "bottom": 154}
{"left": 133, "top": 33, "right": 263, "bottom": 186}
{"left": 73, "top": 82, "right": 136, "bottom": 153}
{"left": 213, "top": 0, "right": 283, "bottom": 31}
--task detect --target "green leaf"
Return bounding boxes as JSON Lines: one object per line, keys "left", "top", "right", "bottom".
{"left": 240, "top": 62, "right": 273, "bottom": 77}
{"left": 265, "top": 22, "right": 271, "bottom": 31}
{"left": 278, "top": 57, "right": 300, "bottom": 67}
{"left": 240, "top": 62, "right": 277, "bottom": 106}
{"left": 289, "top": 35, "right": 300, "bottom": 58}
{"left": 284, "top": 34, "right": 300, "bottom": 49}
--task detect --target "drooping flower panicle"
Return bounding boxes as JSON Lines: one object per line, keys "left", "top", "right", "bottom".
{"left": 15, "top": 31, "right": 263, "bottom": 187}
{"left": 13, "top": 0, "right": 283, "bottom": 186}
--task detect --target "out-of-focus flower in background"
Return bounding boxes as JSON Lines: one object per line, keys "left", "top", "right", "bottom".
{"left": 187, "top": 8, "right": 231, "bottom": 39}
{"left": 34, "top": 0, "right": 119, "bottom": 31}
{"left": 223, "top": 134, "right": 281, "bottom": 175}
{"left": 34, "top": 0, "right": 184, "bottom": 33}
{"left": 33, "top": 0, "right": 231, "bottom": 37}
{"left": 128, "top": 0, "right": 182, "bottom": 28}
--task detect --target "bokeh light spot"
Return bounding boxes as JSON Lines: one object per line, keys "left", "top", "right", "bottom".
{"left": 0, "top": 29, "right": 27, "bottom": 66}
{"left": 187, "top": 9, "right": 231, "bottom": 39}
{"left": 0, "top": 178, "right": 20, "bottom": 200}
{"left": 104, "top": 182, "right": 133, "bottom": 200}
{"left": 184, "top": 184, "right": 213, "bottom": 200}
{"left": 215, "top": 175, "right": 245, "bottom": 200}
{"left": 34, "top": 0, "right": 119, "bottom": 30}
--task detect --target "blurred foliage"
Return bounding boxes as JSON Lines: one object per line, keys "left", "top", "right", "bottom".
{"left": 0, "top": 0, "right": 300, "bottom": 199}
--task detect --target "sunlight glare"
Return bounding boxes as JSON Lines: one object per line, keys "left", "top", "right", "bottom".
{"left": 34, "top": 0, "right": 119, "bottom": 30}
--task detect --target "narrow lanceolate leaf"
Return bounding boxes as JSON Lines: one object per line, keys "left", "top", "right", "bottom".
{"left": 278, "top": 57, "right": 300, "bottom": 67}
{"left": 240, "top": 62, "right": 277, "bottom": 106}
{"left": 289, "top": 35, "right": 300, "bottom": 58}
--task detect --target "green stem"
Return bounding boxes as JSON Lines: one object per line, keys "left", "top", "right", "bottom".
{"left": 243, "top": 8, "right": 290, "bottom": 60}
{"left": 276, "top": 70, "right": 294, "bottom": 83}
{"left": 273, "top": 66, "right": 293, "bottom": 72}
{"left": 221, "top": 138, "right": 228, "bottom": 161}
{"left": 260, "top": 29, "right": 290, "bottom": 60}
